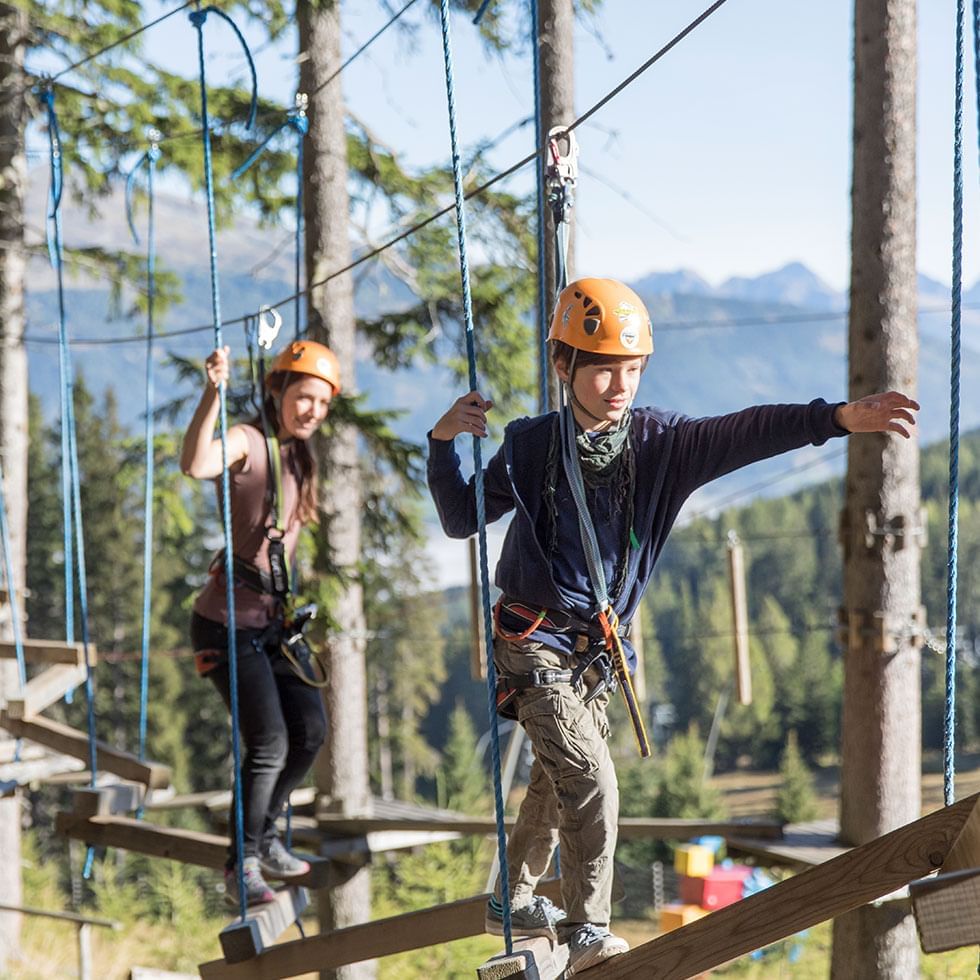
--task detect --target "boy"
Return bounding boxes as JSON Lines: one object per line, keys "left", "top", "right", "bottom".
{"left": 427, "top": 277, "right": 917, "bottom": 974}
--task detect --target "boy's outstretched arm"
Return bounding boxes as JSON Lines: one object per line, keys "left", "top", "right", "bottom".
{"left": 834, "top": 390, "right": 920, "bottom": 438}
{"left": 427, "top": 391, "right": 515, "bottom": 539}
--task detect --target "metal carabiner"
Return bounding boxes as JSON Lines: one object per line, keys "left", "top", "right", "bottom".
{"left": 257, "top": 304, "right": 283, "bottom": 350}
{"left": 546, "top": 126, "right": 579, "bottom": 189}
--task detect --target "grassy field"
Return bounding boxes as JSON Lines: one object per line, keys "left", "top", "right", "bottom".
{"left": 6, "top": 756, "right": 980, "bottom": 979}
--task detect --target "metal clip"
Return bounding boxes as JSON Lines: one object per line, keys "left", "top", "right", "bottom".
{"left": 293, "top": 92, "right": 309, "bottom": 116}
{"left": 257, "top": 305, "right": 283, "bottom": 350}
{"left": 546, "top": 126, "right": 579, "bottom": 187}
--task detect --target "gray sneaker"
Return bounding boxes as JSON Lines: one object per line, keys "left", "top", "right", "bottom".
{"left": 224, "top": 857, "right": 276, "bottom": 907}
{"left": 567, "top": 923, "right": 629, "bottom": 975}
{"left": 258, "top": 837, "right": 311, "bottom": 880}
{"left": 485, "top": 894, "right": 566, "bottom": 938}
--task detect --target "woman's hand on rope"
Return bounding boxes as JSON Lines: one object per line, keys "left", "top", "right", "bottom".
{"left": 205, "top": 345, "right": 231, "bottom": 388}
{"left": 432, "top": 391, "right": 494, "bottom": 441}
{"left": 835, "top": 391, "right": 920, "bottom": 439}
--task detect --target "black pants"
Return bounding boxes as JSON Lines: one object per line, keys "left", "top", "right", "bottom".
{"left": 191, "top": 612, "right": 328, "bottom": 865}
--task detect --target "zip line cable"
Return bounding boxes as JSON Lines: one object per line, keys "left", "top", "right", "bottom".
{"left": 48, "top": 0, "right": 198, "bottom": 84}
{"left": 23, "top": 0, "right": 735, "bottom": 350}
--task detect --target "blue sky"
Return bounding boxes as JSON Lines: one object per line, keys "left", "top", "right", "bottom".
{"left": 127, "top": 0, "right": 979, "bottom": 292}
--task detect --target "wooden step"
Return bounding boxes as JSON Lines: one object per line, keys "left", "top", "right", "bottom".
{"left": 477, "top": 936, "right": 568, "bottom": 980}
{"left": 72, "top": 783, "right": 145, "bottom": 818}
{"left": 6, "top": 662, "right": 89, "bottom": 720}
{"left": 0, "top": 639, "right": 93, "bottom": 667}
{"left": 0, "top": 712, "right": 170, "bottom": 789}
{"left": 220, "top": 887, "right": 308, "bottom": 964}
{"left": 54, "top": 812, "right": 331, "bottom": 889}
{"left": 197, "top": 879, "right": 564, "bottom": 979}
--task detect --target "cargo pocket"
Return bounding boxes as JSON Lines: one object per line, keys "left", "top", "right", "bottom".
{"left": 517, "top": 687, "right": 602, "bottom": 780}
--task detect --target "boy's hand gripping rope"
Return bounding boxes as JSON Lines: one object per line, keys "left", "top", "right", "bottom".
{"left": 436, "top": 0, "right": 513, "bottom": 955}
{"left": 190, "top": 4, "right": 258, "bottom": 922}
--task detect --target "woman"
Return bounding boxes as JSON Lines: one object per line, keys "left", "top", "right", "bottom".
{"left": 181, "top": 339, "right": 339, "bottom": 906}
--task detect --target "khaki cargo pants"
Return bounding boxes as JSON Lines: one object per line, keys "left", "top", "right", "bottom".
{"left": 493, "top": 635, "right": 618, "bottom": 938}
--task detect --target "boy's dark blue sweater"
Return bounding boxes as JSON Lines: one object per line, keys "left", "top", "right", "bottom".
{"left": 427, "top": 400, "right": 848, "bottom": 661}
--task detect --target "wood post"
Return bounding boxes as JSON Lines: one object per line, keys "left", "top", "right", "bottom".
{"left": 726, "top": 533, "right": 751, "bottom": 706}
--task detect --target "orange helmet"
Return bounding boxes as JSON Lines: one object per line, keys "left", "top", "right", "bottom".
{"left": 548, "top": 278, "right": 653, "bottom": 356}
{"left": 266, "top": 340, "right": 342, "bottom": 395}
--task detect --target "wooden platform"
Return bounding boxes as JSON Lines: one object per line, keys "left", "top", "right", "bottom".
{"left": 1, "top": 712, "right": 170, "bottom": 789}
{"left": 726, "top": 817, "right": 848, "bottom": 869}
{"left": 54, "top": 812, "right": 331, "bottom": 889}
{"left": 585, "top": 793, "right": 980, "bottom": 979}
{"left": 198, "top": 879, "right": 564, "bottom": 979}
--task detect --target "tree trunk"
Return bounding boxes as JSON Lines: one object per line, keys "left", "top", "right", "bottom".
{"left": 537, "top": 0, "right": 574, "bottom": 410}
{"left": 831, "top": 1, "right": 920, "bottom": 976}
{"left": 298, "top": 3, "right": 374, "bottom": 978}
{"left": 0, "top": 3, "right": 28, "bottom": 970}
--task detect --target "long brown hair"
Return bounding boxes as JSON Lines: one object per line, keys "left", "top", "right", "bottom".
{"left": 254, "top": 372, "right": 320, "bottom": 526}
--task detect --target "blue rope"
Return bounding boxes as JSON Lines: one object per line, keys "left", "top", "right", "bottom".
{"left": 190, "top": 5, "right": 253, "bottom": 922}
{"left": 230, "top": 102, "right": 308, "bottom": 339}
{"left": 435, "top": 0, "right": 512, "bottom": 954}
{"left": 472, "top": 0, "right": 494, "bottom": 25}
{"left": 43, "top": 91, "right": 98, "bottom": 842}
{"left": 531, "top": 0, "right": 548, "bottom": 415}
{"left": 126, "top": 143, "right": 162, "bottom": 806}
{"left": 945, "top": 0, "right": 966, "bottom": 808}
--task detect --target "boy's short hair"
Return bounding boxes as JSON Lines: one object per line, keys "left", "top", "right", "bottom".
{"left": 551, "top": 340, "right": 650, "bottom": 372}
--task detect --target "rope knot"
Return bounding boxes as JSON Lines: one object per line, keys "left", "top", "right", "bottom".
{"left": 288, "top": 114, "right": 309, "bottom": 136}
{"left": 189, "top": 8, "right": 209, "bottom": 28}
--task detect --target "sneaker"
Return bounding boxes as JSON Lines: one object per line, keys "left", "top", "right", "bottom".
{"left": 224, "top": 857, "right": 276, "bottom": 908}
{"left": 485, "top": 894, "right": 566, "bottom": 939}
{"left": 258, "top": 837, "right": 311, "bottom": 880}
{"left": 566, "top": 923, "right": 630, "bottom": 975}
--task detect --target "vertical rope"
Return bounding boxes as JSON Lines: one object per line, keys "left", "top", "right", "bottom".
{"left": 293, "top": 105, "right": 307, "bottom": 340}
{"left": 190, "top": 7, "right": 247, "bottom": 921}
{"left": 435, "top": 0, "right": 512, "bottom": 954}
{"left": 945, "top": 0, "right": 966, "bottom": 808}
{"left": 531, "top": 0, "right": 549, "bottom": 415}
{"left": 128, "top": 143, "right": 161, "bottom": 791}
{"left": 43, "top": 91, "right": 98, "bottom": 876}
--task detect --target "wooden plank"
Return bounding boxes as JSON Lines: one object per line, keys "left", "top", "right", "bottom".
{"left": 1, "top": 712, "right": 170, "bottom": 788}
{"left": 940, "top": 795, "right": 980, "bottom": 873}
{"left": 220, "top": 887, "right": 308, "bottom": 964}
{"left": 71, "top": 783, "right": 144, "bottom": 818}
{"left": 476, "top": 936, "right": 568, "bottom": 980}
{"left": 0, "top": 639, "right": 92, "bottom": 666}
{"left": 585, "top": 793, "right": 980, "bottom": 979}
{"left": 197, "top": 879, "right": 565, "bottom": 979}
{"left": 319, "top": 830, "right": 464, "bottom": 863}
{"left": 911, "top": 868, "right": 980, "bottom": 953}
{"left": 130, "top": 969, "right": 199, "bottom": 980}
{"left": 54, "top": 813, "right": 331, "bottom": 889}
{"left": 726, "top": 818, "right": 846, "bottom": 870}
{"left": 6, "top": 662, "right": 89, "bottom": 719}
{"left": 0, "top": 902, "right": 117, "bottom": 929}
{"left": 313, "top": 811, "right": 783, "bottom": 840}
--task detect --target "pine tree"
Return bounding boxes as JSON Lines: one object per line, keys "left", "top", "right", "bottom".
{"left": 775, "top": 730, "right": 817, "bottom": 824}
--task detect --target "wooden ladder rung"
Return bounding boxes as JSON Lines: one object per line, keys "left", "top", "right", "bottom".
{"left": 0, "top": 712, "right": 170, "bottom": 789}
{"left": 220, "top": 887, "right": 309, "bottom": 964}
{"left": 0, "top": 639, "right": 94, "bottom": 667}
{"left": 6, "top": 662, "right": 89, "bottom": 720}
{"left": 477, "top": 936, "right": 568, "bottom": 980}
{"left": 54, "top": 812, "right": 331, "bottom": 888}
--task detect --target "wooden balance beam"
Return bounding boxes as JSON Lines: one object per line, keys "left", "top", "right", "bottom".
{"left": 54, "top": 812, "right": 331, "bottom": 889}
{"left": 197, "top": 879, "right": 564, "bottom": 979}
{"left": 6, "top": 662, "right": 89, "bottom": 720}
{"left": 1, "top": 712, "right": 170, "bottom": 789}
{"left": 220, "top": 887, "right": 309, "bottom": 964}
{"left": 0, "top": 639, "right": 91, "bottom": 666}
{"left": 584, "top": 792, "right": 980, "bottom": 979}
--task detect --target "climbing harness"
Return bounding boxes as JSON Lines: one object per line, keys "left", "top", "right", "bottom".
{"left": 190, "top": 3, "right": 258, "bottom": 922}
{"left": 436, "top": 0, "right": 513, "bottom": 953}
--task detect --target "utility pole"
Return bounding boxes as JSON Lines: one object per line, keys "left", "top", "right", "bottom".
{"left": 298, "top": 2, "right": 373, "bottom": 978}
{"left": 0, "top": 3, "right": 29, "bottom": 971}
{"left": 831, "top": 1, "right": 921, "bottom": 977}
{"left": 537, "top": 0, "right": 575, "bottom": 410}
